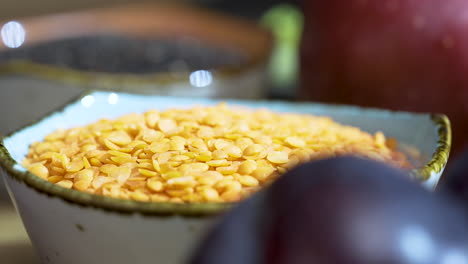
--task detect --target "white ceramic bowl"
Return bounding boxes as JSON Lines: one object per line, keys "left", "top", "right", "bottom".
{"left": 0, "top": 91, "right": 451, "bottom": 264}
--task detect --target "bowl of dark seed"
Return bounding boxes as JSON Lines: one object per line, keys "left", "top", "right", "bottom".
{"left": 0, "top": 2, "right": 273, "bottom": 99}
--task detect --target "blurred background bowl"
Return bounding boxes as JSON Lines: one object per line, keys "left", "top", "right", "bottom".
{"left": 0, "top": 3, "right": 273, "bottom": 197}
{"left": 0, "top": 3, "right": 273, "bottom": 98}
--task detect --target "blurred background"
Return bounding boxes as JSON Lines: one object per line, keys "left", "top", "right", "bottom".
{"left": 0, "top": 1, "right": 303, "bottom": 262}
{"left": 2, "top": 0, "right": 468, "bottom": 262}
{"left": 0, "top": 0, "right": 304, "bottom": 135}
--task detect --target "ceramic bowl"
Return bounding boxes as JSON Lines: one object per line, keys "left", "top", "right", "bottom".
{"left": 0, "top": 91, "right": 451, "bottom": 264}
{"left": 0, "top": 3, "right": 272, "bottom": 99}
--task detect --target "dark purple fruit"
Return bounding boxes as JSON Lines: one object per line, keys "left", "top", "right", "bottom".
{"left": 190, "top": 157, "right": 468, "bottom": 264}
{"left": 437, "top": 147, "right": 468, "bottom": 210}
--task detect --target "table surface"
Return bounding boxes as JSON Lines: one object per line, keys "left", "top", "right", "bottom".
{"left": 0, "top": 196, "right": 39, "bottom": 263}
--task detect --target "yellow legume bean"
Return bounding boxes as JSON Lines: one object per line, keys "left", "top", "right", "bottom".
{"left": 167, "top": 176, "right": 196, "bottom": 189}
{"left": 56, "top": 180, "right": 73, "bottom": 189}
{"left": 211, "top": 150, "right": 227, "bottom": 160}
{"left": 48, "top": 175, "right": 64, "bottom": 183}
{"left": 238, "top": 175, "right": 259, "bottom": 187}
{"left": 147, "top": 180, "right": 164, "bottom": 192}
{"left": 158, "top": 119, "right": 177, "bottom": 133}
{"left": 23, "top": 103, "right": 410, "bottom": 204}
{"left": 267, "top": 151, "right": 289, "bottom": 164}
{"left": 145, "top": 111, "right": 160, "bottom": 128}
{"left": 238, "top": 160, "right": 257, "bottom": 175}
{"left": 151, "top": 194, "right": 169, "bottom": 202}
{"left": 28, "top": 163, "right": 49, "bottom": 179}
{"left": 138, "top": 168, "right": 158, "bottom": 177}
{"left": 201, "top": 188, "right": 219, "bottom": 202}
{"left": 206, "top": 159, "right": 231, "bottom": 167}
{"left": 130, "top": 192, "right": 150, "bottom": 202}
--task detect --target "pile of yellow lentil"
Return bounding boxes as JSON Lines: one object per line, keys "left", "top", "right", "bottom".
{"left": 22, "top": 103, "right": 410, "bottom": 203}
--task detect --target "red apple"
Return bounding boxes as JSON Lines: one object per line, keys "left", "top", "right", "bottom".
{"left": 300, "top": 0, "right": 468, "bottom": 155}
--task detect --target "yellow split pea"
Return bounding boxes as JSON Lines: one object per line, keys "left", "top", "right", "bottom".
{"left": 22, "top": 104, "right": 410, "bottom": 203}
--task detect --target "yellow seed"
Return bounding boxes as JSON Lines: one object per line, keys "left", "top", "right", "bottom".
{"left": 108, "top": 167, "right": 131, "bottom": 184}
{"left": 81, "top": 144, "right": 97, "bottom": 152}
{"left": 158, "top": 119, "right": 177, "bottom": 133}
{"left": 201, "top": 188, "right": 219, "bottom": 202}
{"left": 195, "top": 151, "right": 212, "bottom": 162}
{"left": 285, "top": 136, "right": 306, "bottom": 148}
{"left": 236, "top": 137, "right": 254, "bottom": 150}
{"left": 225, "top": 181, "right": 242, "bottom": 192}
{"left": 66, "top": 160, "right": 84, "bottom": 172}
{"left": 197, "top": 126, "right": 215, "bottom": 138}
{"left": 38, "top": 151, "right": 55, "bottom": 160}
{"left": 141, "top": 129, "right": 164, "bottom": 143}
{"left": 216, "top": 166, "right": 238, "bottom": 175}
{"left": 107, "top": 131, "right": 132, "bottom": 145}
{"left": 162, "top": 171, "right": 182, "bottom": 180}
{"left": 214, "top": 179, "right": 236, "bottom": 192}
{"left": 89, "top": 157, "right": 102, "bottom": 167}
{"left": 267, "top": 151, "right": 289, "bottom": 164}
{"left": 243, "top": 144, "right": 266, "bottom": 159}
{"left": 222, "top": 145, "right": 242, "bottom": 158}
{"left": 150, "top": 141, "right": 171, "bottom": 153}
{"left": 214, "top": 139, "right": 231, "bottom": 150}
{"left": 375, "top": 131, "right": 386, "bottom": 148}
{"left": 206, "top": 159, "right": 231, "bottom": 167}
{"left": 28, "top": 163, "right": 49, "bottom": 179}
{"left": 170, "top": 138, "right": 186, "bottom": 151}
{"left": 152, "top": 159, "right": 161, "bottom": 172}
{"left": 182, "top": 193, "right": 203, "bottom": 203}
{"left": 151, "top": 194, "right": 169, "bottom": 202}
{"left": 92, "top": 176, "right": 113, "bottom": 189}
{"left": 252, "top": 166, "right": 275, "bottom": 181}
{"left": 108, "top": 150, "right": 132, "bottom": 158}
{"left": 212, "top": 150, "right": 228, "bottom": 160}
{"left": 221, "top": 190, "right": 241, "bottom": 202}
{"left": 196, "top": 171, "right": 224, "bottom": 186}
{"left": 48, "top": 175, "right": 64, "bottom": 183}
{"left": 147, "top": 180, "right": 164, "bottom": 192}
{"left": 50, "top": 166, "right": 66, "bottom": 174}
{"left": 56, "top": 180, "right": 73, "bottom": 189}
{"left": 104, "top": 139, "right": 120, "bottom": 151}
{"left": 254, "top": 135, "right": 273, "bottom": 145}
{"left": 74, "top": 180, "right": 91, "bottom": 191}
{"left": 99, "top": 164, "right": 117, "bottom": 174}
{"left": 238, "top": 175, "right": 259, "bottom": 187}
{"left": 238, "top": 160, "right": 258, "bottom": 175}
{"left": 137, "top": 162, "right": 153, "bottom": 170}
{"left": 127, "top": 140, "right": 147, "bottom": 149}
{"left": 166, "top": 188, "right": 193, "bottom": 197}
{"left": 82, "top": 157, "right": 91, "bottom": 169}
{"left": 169, "top": 197, "right": 184, "bottom": 203}
{"left": 171, "top": 155, "right": 190, "bottom": 162}
{"left": 138, "top": 168, "right": 158, "bottom": 177}
{"left": 75, "top": 169, "right": 94, "bottom": 182}
{"left": 52, "top": 153, "right": 69, "bottom": 169}
{"left": 145, "top": 110, "right": 160, "bottom": 128}
{"left": 110, "top": 156, "right": 135, "bottom": 164}
{"left": 188, "top": 138, "right": 208, "bottom": 152}
{"left": 167, "top": 176, "right": 196, "bottom": 188}
{"left": 130, "top": 192, "right": 150, "bottom": 202}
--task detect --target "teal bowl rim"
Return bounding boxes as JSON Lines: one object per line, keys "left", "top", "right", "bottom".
{"left": 0, "top": 92, "right": 452, "bottom": 217}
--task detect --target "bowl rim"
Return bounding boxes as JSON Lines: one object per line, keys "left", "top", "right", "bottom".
{"left": 0, "top": 91, "right": 451, "bottom": 217}
{"left": 0, "top": 3, "right": 273, "bottom": 90}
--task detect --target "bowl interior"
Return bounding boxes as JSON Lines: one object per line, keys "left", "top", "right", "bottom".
{"left": 1, "top": 91, "right": 446, "bottom": 214}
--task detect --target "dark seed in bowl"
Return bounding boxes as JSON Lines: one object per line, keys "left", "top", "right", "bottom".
{"left": 0, "top": 35, "right": 247, "bottom": 74}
